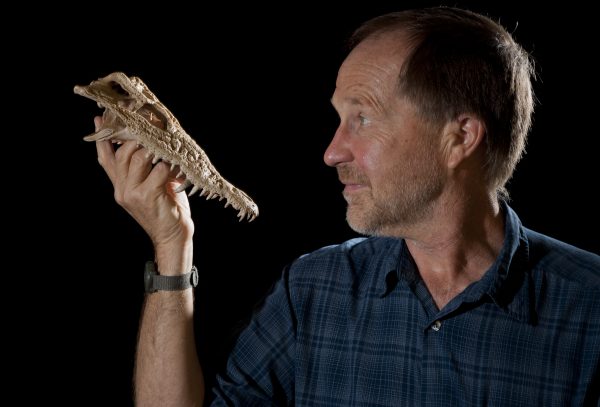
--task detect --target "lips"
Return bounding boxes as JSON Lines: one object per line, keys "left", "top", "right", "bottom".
{"left": 337, "top": 166, "right": 369, "bottom": 196}
{"left": 343, "top": 183, "right": 366, "bottom": 193}
{"left": 339, "top": 177, "right": 368, "bottom": 194}
{"left": 340, "top": 174, "right": 369, "bottom": 191}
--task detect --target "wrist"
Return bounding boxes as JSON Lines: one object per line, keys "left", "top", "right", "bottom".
{"left": 154, "top": 240, "right": 193, "bottom": 276}
{"left": 144, "top": 261, "right": 198, "bottom": 293}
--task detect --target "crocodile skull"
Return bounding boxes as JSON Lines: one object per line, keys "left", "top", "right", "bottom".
{"left": 74, "top": 72, "right": 258, "bottom": 222}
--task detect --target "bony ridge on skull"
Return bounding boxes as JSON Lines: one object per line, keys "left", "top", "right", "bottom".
{"left": 74, "top": 72, "right": 259, "bottom": 222}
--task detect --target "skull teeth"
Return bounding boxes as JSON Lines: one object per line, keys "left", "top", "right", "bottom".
{"left": 77, "top": 72, "right": 259, "bottom": 222}
{"left": 174, "top": 180, "right": 192, "bottom": 193}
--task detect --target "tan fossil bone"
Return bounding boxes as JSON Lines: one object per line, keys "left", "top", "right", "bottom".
{"left": 74, "top": 72, "right": 258, "bottom": 222}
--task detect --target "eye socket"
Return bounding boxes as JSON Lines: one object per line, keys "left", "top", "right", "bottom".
{"left": 358, "top": 114, "right": 370, "bottom": 126}
{"left": 110, "top": 81, "right": 130, "bottom": 96}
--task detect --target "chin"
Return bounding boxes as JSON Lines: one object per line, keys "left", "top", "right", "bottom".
{"left": 346, "top": 199, "right": 414, "bottom": 238}
{"left": 346, "top": 206, "right": 381, "bottom": 236}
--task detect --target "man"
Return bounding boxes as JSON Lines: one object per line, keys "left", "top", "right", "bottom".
{"left": 95, "top": 7, "right": 599, "bottom": 406}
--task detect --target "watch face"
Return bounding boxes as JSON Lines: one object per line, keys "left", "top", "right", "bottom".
{"left": 191, "top": 266, "right": 199, "bottom": 287}
{"left": 144, "top": 261, "right": 158, "bottom": 293}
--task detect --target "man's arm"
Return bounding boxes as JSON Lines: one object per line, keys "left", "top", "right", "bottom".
{"left": 135, "top": 242, "right": 203, "bottom": 406}
{"left": 95, "top": 116, "right": 203, "bottom": 406}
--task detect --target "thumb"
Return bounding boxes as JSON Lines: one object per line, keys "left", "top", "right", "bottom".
{"left": 94, "top": 116, "right": 103, "bottom": 132}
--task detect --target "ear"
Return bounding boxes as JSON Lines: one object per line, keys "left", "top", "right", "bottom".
{"left": 440, "top": 114, "right": 485, "bottom": 169}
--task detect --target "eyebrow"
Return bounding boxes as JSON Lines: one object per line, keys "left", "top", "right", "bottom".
{"left": 331, "top": 95, "right": 384, "bottom": 115}
{"left": 330, "top": 96, "right": 368, "bottom": 108}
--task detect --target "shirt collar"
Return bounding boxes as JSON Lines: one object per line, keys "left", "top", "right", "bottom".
{"left": 382, "top": 202, "right": 533, "bottom": 323}
{"left": 485, "top": 203, "right": 532, "bottom": 323}
{"left": 374, "top": 238, "right": 406, "bottom": 297}
{"left": 375, "top": 239, "right": 416, "bottom": 298}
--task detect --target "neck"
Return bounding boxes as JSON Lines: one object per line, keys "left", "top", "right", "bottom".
{"left": 402, "top": 191, "right": 505, "bottom": 310}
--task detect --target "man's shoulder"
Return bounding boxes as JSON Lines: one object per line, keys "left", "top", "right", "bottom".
{"left": 525, "top": 228, "right": 600, "bottom": 289}
{"left": 298, "top": 236, "right": 397, "bottom": 258}
{"left": 287, "top": 236, "right": 401, "bottom": 286}
{"left": 293, "top": 236, "right": 400, "bottom": 265}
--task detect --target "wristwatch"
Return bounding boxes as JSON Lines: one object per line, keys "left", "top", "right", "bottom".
{"left": 144, "top": 261, "right": 199, "bottom": 293}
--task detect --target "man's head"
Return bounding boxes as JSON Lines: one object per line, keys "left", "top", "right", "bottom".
{"left": 326, "top": 7, "right": 534, "bottom": 236}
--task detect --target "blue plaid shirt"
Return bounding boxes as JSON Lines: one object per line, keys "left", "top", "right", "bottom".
{"left": 211, "top": 205, "right": 600, "bottom": 406}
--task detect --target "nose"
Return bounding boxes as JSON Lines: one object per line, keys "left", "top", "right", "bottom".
{"left": 324, "top": 123, "right": 353, "bottom": 167}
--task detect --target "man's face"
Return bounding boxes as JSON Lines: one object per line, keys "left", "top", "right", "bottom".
{"left": 326, "top": 33, "right": 445, "bottom": 237}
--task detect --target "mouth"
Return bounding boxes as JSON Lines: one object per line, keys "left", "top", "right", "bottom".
{"left": 339, "top": 178, "right": 368, "bottom": 192}
{"left": 337, "top": 165, "right": 369, "bottom": 192}
{"left": 343, "top": 183, "right": 367, "bottom": 193}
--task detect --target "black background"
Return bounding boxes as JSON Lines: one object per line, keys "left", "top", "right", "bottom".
{"left": 12, "top": 1, "right": 599, "bottom": 404}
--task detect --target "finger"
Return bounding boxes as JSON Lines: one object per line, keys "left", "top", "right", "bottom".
{"left": 94, "top": 116, "right": 103, "bottom": 131}
{"left": 167, "top": 179, "right": 192, "bottom": 213}
{"left": 125, "top": 146, "right": 154, "bottom": 188}
{"left": 114, "top": 140, "right": 143, "bottom": 180}
{"left": 145, "top": 161, "right": 173, "bottom": 191}
{"left": 96, "top": 140, "right": 116, "bottom": 185}
{"left": 94, "top": 115, "right": 117, "bottom": 183}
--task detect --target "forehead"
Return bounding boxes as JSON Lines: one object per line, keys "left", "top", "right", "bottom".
{"left": 333, "top": 32, "right": 411, "bottom": 107}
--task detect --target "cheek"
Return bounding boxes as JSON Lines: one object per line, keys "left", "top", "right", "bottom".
{"left": 360, "top": 141, "right": 394, "bottom": 178}
{"left": 354, "top": 145, "right": 377, "bottom": 176}
{"left": 351, "top": 125, "right": 399, "bottom": 177}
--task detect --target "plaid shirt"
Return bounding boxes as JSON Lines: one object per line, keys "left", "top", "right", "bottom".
{"left": 211, "top": 205, "right": 600, "bottom": 406}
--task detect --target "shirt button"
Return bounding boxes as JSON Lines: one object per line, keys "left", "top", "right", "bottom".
{"left": 431, "top": 320, "right": 442, "bottom": 331}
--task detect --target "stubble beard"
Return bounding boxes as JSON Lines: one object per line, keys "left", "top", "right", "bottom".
{"left": 342, "top": 156, "right": 444, "bottom": 237}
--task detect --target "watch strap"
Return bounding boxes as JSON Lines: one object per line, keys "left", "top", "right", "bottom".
{"left": 144, "top": 261, "right": 199, "bottom": 293}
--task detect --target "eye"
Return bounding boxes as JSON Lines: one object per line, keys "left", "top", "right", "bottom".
{"left": 358, "top": 114, "right": 370, "bottom": 126}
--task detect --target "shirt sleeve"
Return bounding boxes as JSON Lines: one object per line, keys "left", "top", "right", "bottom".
{"left": 210, "top": 265, "right": 296, "bottom": 406}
